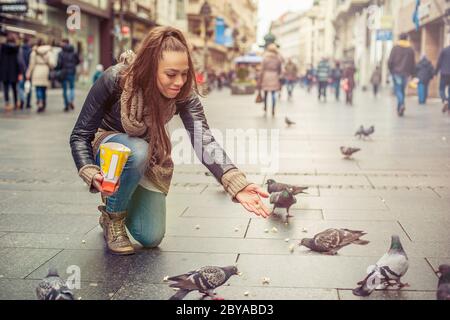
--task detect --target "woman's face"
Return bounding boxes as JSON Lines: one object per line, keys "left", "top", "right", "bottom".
{"left": 157, "top": 51, "right": 189, "bottom": 99}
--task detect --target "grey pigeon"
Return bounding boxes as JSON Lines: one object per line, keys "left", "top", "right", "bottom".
{"left": 266, "top": 179, "right": 309, "bottom": 195}
{"left": 355, "top": 126, "right": 365, "bottom": 139}
{"left": 285, "top": 117, "right": 296, "bottom": 127}
{"left": 168, "top": 265, "right": 239, "bottom": 300}
{"left": 270, "top": 189, "right": 297, "bottom": 223}
{"left": 36, "top": 267, "right": 74, "bottom": 300}
{"left": 363, "top": 126, "right": 375, "bottom": 138}
{"left": 437, "top": 264, "right": 450, "bottom": 300}
{"left": 340, "top": 146, "right": 361, "bottom": 159}
{"left": 299, "top": 228, "right": 369, "bottom": 255}
{"left": 353, "top": 235, "right": 409, "bottom": 297}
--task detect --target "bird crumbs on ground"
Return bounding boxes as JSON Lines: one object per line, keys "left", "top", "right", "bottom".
{"left": 89, "top": 283, "right": 98, "bottom": 287}
{"left": 271, "top": 227, "right": 278, "bottom": 233}
{"left": 108, "top": 293, "right": 114, "bottom": 298}
{"left": 234, "top": 227, "right": 240, "bottom": 232}
{"left": 264, "top": 229, "right": 269, "bottom": 233}
{"left": 244, "top": 291, "right": 249, "bottom": 296}
{"left": 81, "top": 240, "right": 86, "bottom": 244}
{"left": 302, "top": 228, "right": 308, "bottom": 233}
{"left": 262, "top": 277, "right": 270, "bottom": 285}
{"left": 163, "top": 276, "right": 169, "bottom": 282}
{"left": 285, "top": 238, "right": 290, "bottom": 242}
{"left": 289, "top": 244, "right": 295, "bottom": 253}
{"left": 195, "top": 225, "right": 200, "bottom": 230}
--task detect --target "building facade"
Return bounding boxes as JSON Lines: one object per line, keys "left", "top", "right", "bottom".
{"left": 186, "top": 0, "right": 258, "bottom": 73}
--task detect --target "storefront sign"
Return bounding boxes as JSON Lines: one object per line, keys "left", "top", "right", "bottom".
{"left": 0, "top": 1, "right": 28, "bottom": 14}
{"left": 376, "top": 30, "right": 393, "bottom": 41}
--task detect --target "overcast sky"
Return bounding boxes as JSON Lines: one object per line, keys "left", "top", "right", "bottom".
{"left": 257, "top": 0, "right": 314, "bottom": 45}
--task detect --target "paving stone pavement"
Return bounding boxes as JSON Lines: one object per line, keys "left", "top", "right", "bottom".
{"left": 0, "top": 86, "right": 449, "bottom": 300}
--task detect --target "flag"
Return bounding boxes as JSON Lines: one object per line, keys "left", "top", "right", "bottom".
{"left": 412, "top": 0, "right": 421, "bottom": 31}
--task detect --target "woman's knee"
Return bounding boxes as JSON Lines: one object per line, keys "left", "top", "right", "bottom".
{"left": 124, "top": 138, "right": 148, "bottom": 170}
{"left": 135, "top": 231, "right": 165, "bottom": 249}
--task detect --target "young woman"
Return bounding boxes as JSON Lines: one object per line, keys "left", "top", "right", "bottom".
{"left": 70, "top": 27, "right": 270, "bottom": 255}
{"left": 258, "top": 44, "right": 283, "bottom": 116}
{"left": 26, "top": 39, "right": 55, "bottom": 113}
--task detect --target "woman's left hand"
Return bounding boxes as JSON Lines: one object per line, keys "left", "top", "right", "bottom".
{"left": 235, "top": 184, "right": 271, "bottom": 218}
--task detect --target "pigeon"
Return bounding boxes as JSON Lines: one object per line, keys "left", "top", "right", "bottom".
{"left": 340, "top": 146, "right": 361, "bottom": 159}
{"left": 36, "top": 267, "right": 75, "bottom": 300}
{"left": 437, "top": 264, "right": 450, "bottom": 300}
{"left": 355, "top": 126, "right": 365, "bottom": 139}
{"left": 299, "top": 228, "right": 370, "bottom": 255}
{"left": 363, "top": 126, "right": 375, "bottom": 139}
{"left": 168, "top": 265, "right": 239, "bottom": 300}
{"left": 270, "top": 189, "right": 297, "bottom": 223}
{"left": 353, "top": 235, "right": 409, "bottom": 297}
{"left": 285, "top": 117, "right": 296, "bottom": 127}
{"left": 266, "top": 179, "right": 309, "bottom": 195}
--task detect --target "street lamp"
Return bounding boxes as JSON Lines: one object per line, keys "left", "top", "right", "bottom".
{"left": 200, "top": 1, "right": 212, "bottom": 88}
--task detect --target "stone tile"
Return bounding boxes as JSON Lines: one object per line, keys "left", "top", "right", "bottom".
{"left": 291, "top": 196, "right": 388, "bottom": 211}
{"left": 246, "top": 219, "right": 407, "bottom": 244}
{"left": 425, "top": 258, "right": 450, "bottom": 272}
{"left": 338, "top": 289, "right": 436, "bottom": 300}
{"left": 0, "top": 231, "right": 105, "bottom": 250}
{"left": 399, "top": 220, "right": 450, "bottom": 242}
{"left": 0, "top": 247, "right": 61, "bottom": 278}
{"left": 0, "top": 278, "right": 121, "bottom": 300}
{"left": 26, "top": 249, "right": 140, "bottom": 283}
{"left": 128, "top": 252, "right": 238, "bottom": 283}
{"left": 319, "top": 187, "right": 439, "bottom": 198}
{"left": 232, "top": 254, "right": 437, "bottom": 291}
{"left": 434, "top": 187, "right": 450, "bottom": 198}
{"left": 113, "top": 281, "right": 338, "bottom": 300}
{"left": 271, "top": 175, "right": 371, "bottom": 187}
{"left": 159, "top": 236, "right": 305, "bottom": 255}
{"left": 166, "top": 217, "right": 250, "bottom": 238}
{"left": 368, "top": 176, "right": 450, "bottom": 188}
{"left": 182, "top": 205, "right": 322, "bottom": 220}
{"left": 0, "top": 201, "right": 101, "bottom": 215}
{"left": 0, "top": 214, "right": 98, "bottom": 234}
{"left": 322, "top": 210, "right": 395, "bottom": 221}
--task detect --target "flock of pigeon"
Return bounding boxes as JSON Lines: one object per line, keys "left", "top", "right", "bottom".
{"left": 35, "top": 122, "right": 448, "bottom": 301}
{"left": 340, "top": 125, "right": 375, "bottom": 159}
{"left": 36, "top": 176, "right": 450, "bottom": 301}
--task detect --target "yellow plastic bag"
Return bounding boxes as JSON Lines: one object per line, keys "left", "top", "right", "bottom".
{"left": 99, "top": 142, "right": 131, "bottom": 193}
{"left": 409, "top": 78, "right": 419, "bottom": 89}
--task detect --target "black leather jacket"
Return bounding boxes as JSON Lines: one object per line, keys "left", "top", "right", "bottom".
{"left": 69, "top": 63, "right": 236, "bottom": 182}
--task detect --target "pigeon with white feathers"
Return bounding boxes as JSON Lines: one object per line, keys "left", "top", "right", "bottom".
{"left": 36, "top": 267, "right": 74, "bottom": 300}
{"left": 353, "top": 235, "right": 409, "bottom": 297}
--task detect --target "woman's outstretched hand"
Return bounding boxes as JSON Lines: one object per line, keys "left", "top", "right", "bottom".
{"left": 235, "top": 184, "right": 271, "bottom": 218}
{"left": 92, "top": 173, "right": 120, "bottom": 197}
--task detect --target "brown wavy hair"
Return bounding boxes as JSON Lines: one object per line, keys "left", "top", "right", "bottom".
{"left": 120, "top": 26, "right": 198, "bottom": 167}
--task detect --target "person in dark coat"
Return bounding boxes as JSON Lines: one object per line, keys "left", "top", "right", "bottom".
{"left": 56, "top": 39, "right": 80, "bottom": 112}
{"left": 415, "top": 55, "right": 435, "bottom": 105}
{"left": 436, "top": 44, "right": 450, "bottom": 113}
{"left": 331, "top": 61, "right": 343, "bottom": 101}
{"left": 388, "top": 33, "right": 416, "bottom": 117}
{"left": 370, "top": 66, "right": 382, "bottom": 98}
{"left": 18, "top": 37, "right": 33, "bottom": 109}
{"left": 0, "top": 33, "right": 20, "bottom": 111}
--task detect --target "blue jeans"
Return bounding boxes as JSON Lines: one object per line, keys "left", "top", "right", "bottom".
{"left": 35, "top": 86, "right": 47, "bottom": 105}
{"left": 95, "top": 134, "right": 166, "bottom": 248}
{"left": 286, "top": 80, "right": 295, "bottom": 97}
{"left": 62, "top": 73, "right": 75, "bottom": 108}
{"left": 418, "top": 81, "right": 429, "bottom": 104}
{"left": 439, "top": 74, "right": 450, "bottom": 104}
{"left": 264, "top": 91, "right": 277, "bottom": 112}
{"left": 334, "top": 80, "right": 341, "bottom": 100}
{"left": 393, "top": 74, "right": 407, "bottom": 110}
